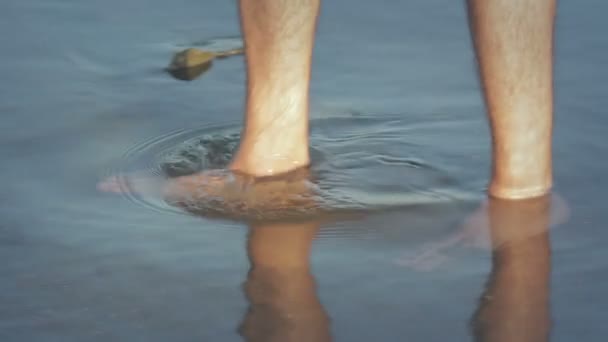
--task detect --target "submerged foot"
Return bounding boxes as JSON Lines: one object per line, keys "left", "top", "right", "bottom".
{"left": 395, "top": 193, "right": 569, "bottom": 271}
{"left": 98, "top": 112, "right": 316, "bottom": 219}
{"left": 98, "top": 165, "right": 318, "bottom": 221}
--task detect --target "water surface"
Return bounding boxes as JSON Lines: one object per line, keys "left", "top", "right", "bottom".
{"left": 2, "top": 0, "right": 608, "bottom": 341}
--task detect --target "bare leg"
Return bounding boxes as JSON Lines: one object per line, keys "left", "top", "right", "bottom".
{"left": 467, "top": 0, "right": 556, "bottom": 199}
{"left": 231, "top": 0, "right": 320, "bottom": 177}
{"left": 98, "top": 1, "right": 320, "bottom": 204}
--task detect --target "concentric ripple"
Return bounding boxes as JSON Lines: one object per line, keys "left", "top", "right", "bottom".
{"left": 105, "top": 114, "right": 482, "bottom": 222}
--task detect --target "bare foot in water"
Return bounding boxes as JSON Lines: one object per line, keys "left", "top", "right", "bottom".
{"left": 98, "top": 166, "right": 317, "bottom": 221}
{"left": 395, "top": 193, "right": 569, "bottom": 271}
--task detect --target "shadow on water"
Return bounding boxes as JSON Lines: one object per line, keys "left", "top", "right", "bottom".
{"left": 233, "top": 194, "right": 562, "bottom": 341}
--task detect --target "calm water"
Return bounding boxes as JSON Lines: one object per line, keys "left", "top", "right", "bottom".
{"left": 2, "top": 0, "right": 608, "bottom": 341}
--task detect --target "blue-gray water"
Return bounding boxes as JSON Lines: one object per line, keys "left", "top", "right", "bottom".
{"left": 2, "top": 0, "right": 607, "bottom": 341}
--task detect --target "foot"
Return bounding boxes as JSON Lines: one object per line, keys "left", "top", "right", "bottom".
{"left": 98, "top": 166, "right": 316, "bottom": 219}
{"left": 395, "top": 193, "right": 569, "bottom": 271}
{"left": 98, "top": 110, "right": 313, "bottom": 219}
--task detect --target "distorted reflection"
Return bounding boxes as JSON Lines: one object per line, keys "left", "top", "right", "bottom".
{"left": 471, "top": 194, "right": 558, "bottom": 342}
{"left": 238, "top": 220, "right": 332, "bottom": 342}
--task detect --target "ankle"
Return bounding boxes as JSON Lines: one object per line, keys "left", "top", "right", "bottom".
{"left": 490, "top": 149, "right": 552, "bottom": 199}
{"left": 231, "top": 95, "right": 310, "bottom": 176}
{"left": 230, "top": 151, "right": 309, "bottom": 177}
{"left": 489, "top": 179, "right": 552, "bottom": 199}
{"left": 230, "top": 129, "right": 310, "bottom": 176}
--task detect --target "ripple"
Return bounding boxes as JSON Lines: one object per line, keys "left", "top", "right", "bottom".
{"left": 105, "top": 114, "right": 481, "bottom": 222}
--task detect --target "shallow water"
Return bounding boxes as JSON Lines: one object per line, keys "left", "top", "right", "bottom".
{"left": 109, "top": 115, "right": 478, "bottom": 222}
{"left": 2, "top": 0, "right": 608, "bottom": 341}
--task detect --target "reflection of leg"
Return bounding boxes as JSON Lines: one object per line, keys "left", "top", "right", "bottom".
{"left": 231, "top": 0, "right": 321, "bottom": 177}
{"left": 239, "top": 222, "right": 331, "bottom": 342}
{"left": 246, "top": 222, "right": 319, "bottom": 269}
{"left": 471, "top": 197, "right": 552, "bottom": 342}
{"left": 467, "top": 0, "right": 556, "bottom": 199}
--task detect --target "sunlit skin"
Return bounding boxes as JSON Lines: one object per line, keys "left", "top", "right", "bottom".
{"left": 228, "top": 0, "right": 319, "bottom": 177}
{"left": 238, "top": 220, "right": 332, "bottom": 342}
{"left": 227, "top": 0, "right": 556, "bottom": 199}
{"left": 99, "top": 0, "right": 556, "bottom": 202}
{"left": 467, "top": 0, "right": 556, "bottom": 199}
{"left": 100, "top": 2, "right": 559, "bottom": 333}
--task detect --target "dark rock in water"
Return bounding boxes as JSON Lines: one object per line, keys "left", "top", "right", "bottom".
{"left": 166, "top": 60, "right": 213, "bottom": 81}
{"left": 168, "top": 48, "right": 216, "bottom": 69}
{"left": 166, "top": 48, "right": 216, "bottom": 81}
{"left": 165, "top": 47, "right": 243, "bottom": 81}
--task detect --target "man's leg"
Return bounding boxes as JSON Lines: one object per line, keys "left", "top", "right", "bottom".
{"left": 231, "top": 0, "right": 320, "bottom": 177}
{"left": 467, "top": 0, "right": 556, "bottom": 199}
{"left": 97, "top": 1, "right": 319, "bottom": 204}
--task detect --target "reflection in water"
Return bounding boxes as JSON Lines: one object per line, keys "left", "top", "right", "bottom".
{"left": 238, "top": 220, "right": 332, "bottom": 342}
{"left": 470, "top": 195, "right": 554, "bottom": 342}
{"left": 162, "top": 162, "right": 558, "bottom": 341}
{"left": 233, "top": 195, "right": 559, "bottom": 341}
